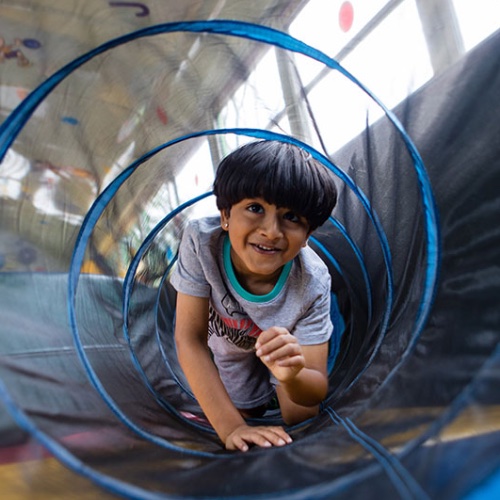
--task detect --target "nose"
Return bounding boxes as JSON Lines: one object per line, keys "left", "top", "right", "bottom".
{"left": 260, "top": 213, "right": 283, "bottom": 240}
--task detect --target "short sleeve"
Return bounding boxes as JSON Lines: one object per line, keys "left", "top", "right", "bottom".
{"left": 170, "top": 222, "right": 211, "bottom": 298}
{"left": 292, "top": 275, "right": 333, "bottom": 346}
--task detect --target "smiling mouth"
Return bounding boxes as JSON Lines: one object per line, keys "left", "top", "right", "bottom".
{"left": 252, "top": 243, "right": 280, "bottom": 254}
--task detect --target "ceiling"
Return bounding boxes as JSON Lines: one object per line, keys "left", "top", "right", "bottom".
{"left": 0, "top": 0, "right": 308, "bottom": 179}
{"left": 0, "top": 0, "right": 310, "bottom": 267}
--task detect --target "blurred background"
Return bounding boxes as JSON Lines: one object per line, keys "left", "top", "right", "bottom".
{"left": 1, "top": 0, "right": 498, "bottom": 278}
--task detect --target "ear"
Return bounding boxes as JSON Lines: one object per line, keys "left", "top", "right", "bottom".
{"left": 220, "top": 209, "right": 230, "bottom": 230}
{"left": 302, "top": 226, "right": 314, "bottom": 247}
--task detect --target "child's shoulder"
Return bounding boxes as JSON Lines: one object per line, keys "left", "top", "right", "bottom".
{"left": 295, "top": 245, "right": 331, "bottom": 288}
{"left": 299, "top": 244, "right": 328, "bottom": 269}
{"left": 183, "top": 215, "right": 221, "bottom": 239}
{"left": 182, "top": 215, "right": 224, "bottom": 249}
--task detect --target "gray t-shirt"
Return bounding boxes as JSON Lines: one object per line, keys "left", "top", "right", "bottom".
{"left": 170, "top": 216, "right": 333, "bottom": 408}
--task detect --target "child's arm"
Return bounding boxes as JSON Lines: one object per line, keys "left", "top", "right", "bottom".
{"left": 174, "top": 292, "right": 292, "bottom": 451}
{"left": 255, "top": 326, "right": 329, "bottom": 424}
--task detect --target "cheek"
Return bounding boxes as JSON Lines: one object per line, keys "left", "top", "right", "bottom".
{"left": 292, "top": 228, "right": 309, "bottom": 242}
{"left": 289, "top": 234, "right": 309, "bottom": 251}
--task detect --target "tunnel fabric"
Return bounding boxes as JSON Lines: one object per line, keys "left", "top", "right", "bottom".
{"left": 0, "top": 6, "right": 499, "bottom": 500}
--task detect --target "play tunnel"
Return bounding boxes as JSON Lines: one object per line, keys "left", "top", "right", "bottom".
{"left": 0, "top": 1, "right": 499, "bottom": 499}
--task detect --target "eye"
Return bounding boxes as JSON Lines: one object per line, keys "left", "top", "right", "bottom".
{"left": 247, "top": 203, "right": 264, "bottom": 214}
{"left": 283, "top": 211, "right": 300, "bottom": 223}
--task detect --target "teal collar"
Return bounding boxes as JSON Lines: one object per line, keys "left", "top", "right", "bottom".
{"left": 223, "top": 235, "right": 292, "bottom": 303}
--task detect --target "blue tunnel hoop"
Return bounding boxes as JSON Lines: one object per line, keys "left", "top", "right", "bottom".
{"left": 0, "top": 18, "right": 440, "bottom": 339}
{"left": 120, "top": 129, "right": 382, "bottom": 418}
{"left": 121, "top": 130, "right": 377, "bottom": 427}
{"left": 0, "top": 19, "right": 441, "bottom": 500}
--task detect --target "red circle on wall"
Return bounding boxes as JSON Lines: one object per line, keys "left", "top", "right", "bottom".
{"left": 156, "top": 106, "right": 168, "bottom": 125}
{"left": 339, "top": 1, "right": 354, "bottom": 32}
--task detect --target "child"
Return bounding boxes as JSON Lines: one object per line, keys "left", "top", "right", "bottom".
{"left": 171, "top": 140, "right": 338, "bottom": 452}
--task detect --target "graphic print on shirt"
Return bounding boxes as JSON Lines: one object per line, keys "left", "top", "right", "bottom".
{"left": 208, "top": 292, "right": 262, "bottom": 351}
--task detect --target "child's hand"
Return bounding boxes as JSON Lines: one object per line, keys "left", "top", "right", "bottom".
{"left": 225, "top": 423, "right": 292, "bottom": 452}
{"left": 255, "top": 326, "right": 305, "bottom": 382}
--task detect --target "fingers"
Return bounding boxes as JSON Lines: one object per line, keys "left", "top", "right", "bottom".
{"left": 269, "top": 353, "right": 304, "bottom": 368}
{"left": 226, "top": 425, "right": 292, "bottom": 452}
{"left": 256, "top": 326, "right": 288, "bottom": 345}
{"left": 256, "top": 328, "right": 303, "bottom": 366}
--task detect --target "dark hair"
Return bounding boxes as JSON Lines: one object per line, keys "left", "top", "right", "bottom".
{"left": 213, "top": 140, "right": 337, "bottom": 231}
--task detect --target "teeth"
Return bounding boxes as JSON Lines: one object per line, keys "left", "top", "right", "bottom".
{"left": 257, "top": 244, "right": 274, "bottom": 251}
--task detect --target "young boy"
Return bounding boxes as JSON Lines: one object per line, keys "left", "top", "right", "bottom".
{"left": 171, "top": 140, "right": 338, "bottom": 452}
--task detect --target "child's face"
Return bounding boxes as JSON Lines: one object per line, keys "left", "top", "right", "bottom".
{"left": 221, "top": 198, "right": 310, "bottom": 285}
